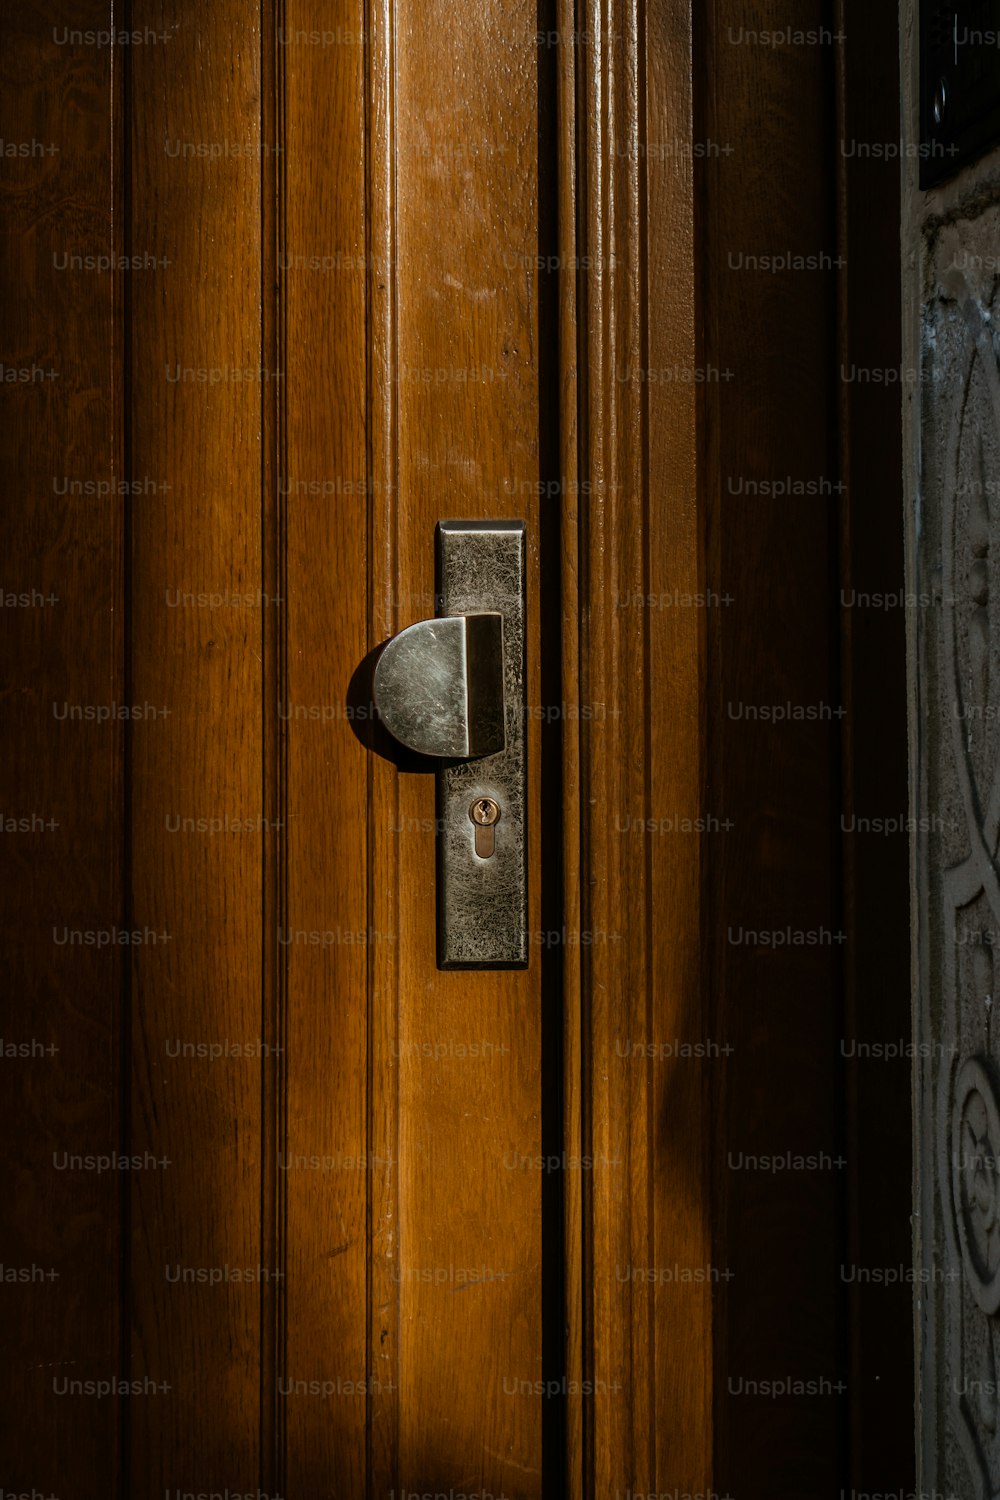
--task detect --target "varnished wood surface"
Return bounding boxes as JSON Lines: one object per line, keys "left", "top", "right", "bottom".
{"left": 644, "top": 0, "right": 715, "bottom": 1489}
{"left": 276, "top": 0, "right": 549, "bottom": 1492}
{"left": 364, "top": 1, "right": 402, "bottom": 1493}
{"left": 128, "top": 0, "right": 264, "bottom": 1486}
{"left": 568, "top": 0, "right": 713, "bottom": 1493}
{"left": 390, "top": 2, "right": 544, "bottom": 1491}
{"left": 281, "top": 0, "right": 370, "bottom": 1492}
{"left": 576, "top": 0, "right": 656, "bottom": 1490}
{"left": 555, "top": 6, "right": 584, "bottom": 1497}
{"left": 0, "top": 6, "right": 122, "bottom": 1495}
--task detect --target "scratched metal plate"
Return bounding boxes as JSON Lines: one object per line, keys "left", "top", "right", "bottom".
{"left": 436, "top": 520, "right": 527, "bottom": 969}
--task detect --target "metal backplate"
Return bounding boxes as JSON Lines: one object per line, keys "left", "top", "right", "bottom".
{"left": 436, "top": 520, "right": 527, "bottom": 969}
{"left": 920, "top": 1, "right": 1000, "bottom": 187}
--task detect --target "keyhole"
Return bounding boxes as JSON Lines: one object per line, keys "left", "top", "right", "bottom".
{"left": 470, "top": 797, "right": 501, "bottom": 859}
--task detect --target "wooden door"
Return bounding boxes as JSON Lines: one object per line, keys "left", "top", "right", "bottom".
{"left": 1, "top": 2, "right": 913, "bottom": 1497}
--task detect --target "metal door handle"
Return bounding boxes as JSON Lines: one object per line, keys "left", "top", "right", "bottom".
{"left": 372, "top": 520, "right": 527, "bottom": 970}
{"left": 373, "top": 611, "right": 505, "bottom": 760}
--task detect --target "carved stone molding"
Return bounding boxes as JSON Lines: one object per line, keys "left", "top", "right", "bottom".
{"left": 952, "top": 1057, "right": 1000, "bottom": 1316}
{"left": 913, "top": 195, "right": 1000, "bottom": 1496}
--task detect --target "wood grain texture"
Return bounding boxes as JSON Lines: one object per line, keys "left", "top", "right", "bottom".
{"left": 279, "top": 0, "right": 372, "bottom": 1494}
{"left": 644, "top": 0, "right": 714, "bottom": 1489}
{"left": 556, "top": 5, "right": 585, "bottom": 1497}
{"left": 566, "top": 0, "right": 712, "bottom": 1493}
{"left": 389, "top": 3, "right": 544, "bottom": 1493}
{"left": 364, "top": 1, "right": 402, "bottom": 1494}
{"left": 127, "top": 0, "right": 263, "bottom": 1486}
{"left": 259, "top": 0, "right": 284, "bottom": 1491}
{"left": 578, "top": 0, "right": 654, "bottom": 1487}
{"left": 0, "top": 6, "right": 122, "bottom": 1496}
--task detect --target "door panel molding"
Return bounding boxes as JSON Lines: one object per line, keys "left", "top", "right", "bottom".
{"left": 364, "top": 0, "right": 401, "bottom": 1491}
{"left": 561, "top": 2, "right": 713, "bottom": 1493}
{"left": 260, "top": 0, "right": 285, "bottom": 1494}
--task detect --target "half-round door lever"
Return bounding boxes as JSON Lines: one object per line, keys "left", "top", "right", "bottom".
{"left": 373, "top": 611, "right": 506, "bottom": 759}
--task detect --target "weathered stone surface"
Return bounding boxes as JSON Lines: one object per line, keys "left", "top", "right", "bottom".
{"left": 904, "top": 3, "right": 1000, "bottom": 1488}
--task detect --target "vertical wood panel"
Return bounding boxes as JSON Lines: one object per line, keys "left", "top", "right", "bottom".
{"left": 259, "top": 0, "right": 284, "bottom": 1491}
{"left": 579, "top": 0, "right": 654, "bottom": 1487}
{"left": 365, "top": 0, "right": 402, "bottom": 1493}
{"left": 128, "top": 0, "right": 263, "bottom": 1486}
{"left": 566, "top": 1, "right": 715, "bottom": 1493}
{"left": 390, "top": 2, "right": 544, "bottom": 1492}
{"left": 0, "top": 6, "right": 121, "bottom": 1497}
{"left": 556, "top": 7, "right": 585, "bottom": 1498}
{"left": 645, "top": 0, "right": 714, "bottom": 1489}
{"left": 279, "top": 1, "right": 371, "bottom": 1494}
